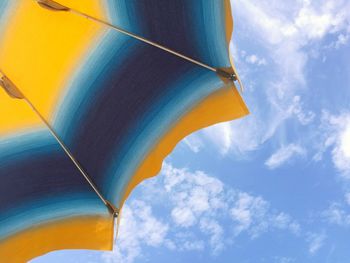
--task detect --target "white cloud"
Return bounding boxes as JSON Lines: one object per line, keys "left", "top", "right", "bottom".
{"left": 202, "top": 122, "right": 234, "bottom": 155}
{"left": 102, "top": 201, "right": 169, "bottom": 263}
{"left": 234, "top": 0, "right": 350, "bottom": 50}
{"left": 306, "top": 232, "right": 326, "bottom": 255}
{"left": 333, "top": 122, "right": 350, "bottom": 177}
{"left": 199, "top": 218, "right": 225, "bottom": 254}
{"left": 345, "top": 193, "right": 350, "bottom": 206}
{"left": 170, "top": 232, "right": 205, "bottom": 252}
{"left": 104, "top": 163, "right": 301, "bottom": 262}
{"left": 265, "top": 143, "right": 306, "bottom": 169}
{"left": 231, "top": 193, "right": 300, "bottom": 239}
{"left": 333, "top": 32, "right": 350, "bottom": 48}
{"left": 315, "top": 111, "right": 350, "bottom": 178}
{"left": 171, "top": 206, "right": 196, "bottom": 227}
{"left": 182, "top": 134, "right": 204, "bottom": 153}
{"left": 162, "top": 164, "right": 300, "bottom": 240}
{"left": 180, "top": 240, "right": 204, "bottom": 251}
{"left": 245, "top": 53, "right": 267, "bottom": 66}
{"left": 294, "top": 2, "right": 344, "bottom": 40}
{"left": 202, "top": 114, "right": 263, "bottom": 155}
{"left": 271, "top": 212, "right": 301, "bottom": 235}
{"left": 323, "top": 203, "right": 350, "bottom": 226}
{"left": 287, "top": 96, "right": 315, "bottom": 125}
{"left": 230, "top": 192, "right": 269, "bottom": 237}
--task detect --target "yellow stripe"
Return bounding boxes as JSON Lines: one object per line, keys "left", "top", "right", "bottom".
{"left": 0, "top": 215, "right": 113, "bottom": 263}
{"left": 120, "top": 85, "right": 249, "bottom": 206}
{"left": 0, "top": 1, "right": 104, "bottom": 120}
{"left": 0, "top": 88, "right": 41, "bottom": 136}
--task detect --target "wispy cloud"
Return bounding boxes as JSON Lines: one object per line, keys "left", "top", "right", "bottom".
{"left": 102, "top": 201, "right": 169, "bottom": 263}
{"left": 202, "top": 122, "right": 235, "bottom": 155}
{"left": 198, "top": 0, "right": 349, "bottom": 156}
{"left": 162, "top": 163, "right": 300, "bottom": 241}
{"left": 306, "top": 232, "right": 327, "bottom": 255}
{"left": 345, "top": 193, "right": 350, "bottom": 206}
{"left": 332, "top": 121, "right": 350, "bottom": 178}
{"left": 230, "top": 192, "right": 270, "bottom": 237}
{"left": 102, "top": 163, "right": 302, "bottom": 262}
{"left": 323, "top": 202, "right": 350, "bottom": 227}
{"left": 265, "top": 143, "right": 306, "bottom": 169}
{"left": 240, "top": 51, "right": 267, "bottom": 66}
{"left": 199, "top": 218, "right": 225, "bottom": 254}
{"left": 315, "top": 111, "right": 350, "bottom": 178}
{"left": 230, "top": 193, "right": 300, "bottom": 238}
{"left": 182, "top": 135, "right": 204, "bottom": 153}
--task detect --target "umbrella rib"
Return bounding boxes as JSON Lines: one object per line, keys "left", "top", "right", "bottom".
{"left": 0, "top": 70, "right": 119, "bottom": 217}
{"left": 36, "top": 0, "right": 241, "bottom": 86}
{"left": 25, "top": 99, "right": 120, "bottom": 217}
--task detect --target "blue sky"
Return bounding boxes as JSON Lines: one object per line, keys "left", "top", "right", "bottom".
{"left": 33, "top": 0, "right": 350, "bottom": 262}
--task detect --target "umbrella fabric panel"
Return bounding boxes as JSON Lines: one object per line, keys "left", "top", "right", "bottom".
{"left": 0, "top": 0, "right": 248, "bottom": 211}
{"left": 0, "top": 93, "right": 113, "bottom": 262}
{"left": 51, "top": 28, "right": 248, "bottom": 208}
{"left": 0, "top": 0, "right": 248, "bottom": 260}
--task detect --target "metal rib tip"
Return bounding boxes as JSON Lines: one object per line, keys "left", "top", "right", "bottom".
{"left": 216, "top": 68, "right": 237, "bottom": 82}
{"left": 0, "top": 72, "right": 24, "bottom": 99}
{"left": 36, "top": 0, "right": 69, "bottom": 12}
{"left": 106, "top": 201, "right": 120, "bottom": 218}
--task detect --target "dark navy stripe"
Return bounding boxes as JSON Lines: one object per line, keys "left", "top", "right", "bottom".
{"left": 0, "top": 138, "right": 96, "bottom": 213}
{"left": 109, "top": 0, "right": 229, "bottom": 67}
{"left": 65, "top": 36, "right": 200, "bottom": 192}
{"left": 133, "top": 1, "right": 203, "bottom": 64}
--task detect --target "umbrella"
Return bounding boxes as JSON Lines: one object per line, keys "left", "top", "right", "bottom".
{"left": 0, "top": 0, "right": 249, "bottom": 261}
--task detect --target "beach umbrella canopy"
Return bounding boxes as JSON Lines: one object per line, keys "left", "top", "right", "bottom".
{"left": 0, "top": 0, "right": 248, "bottom": 261}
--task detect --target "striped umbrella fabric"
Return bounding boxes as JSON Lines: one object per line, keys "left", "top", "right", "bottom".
{"left": 0, "top": 0, "right": 249, "bottom": 261}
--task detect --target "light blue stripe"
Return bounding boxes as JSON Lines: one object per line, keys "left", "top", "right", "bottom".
{"left": 0, "top": 0, "right": 15, "bottom": 36}
{"left": 0, "top": 128, "right": 54, "bottom": 164}
{"left": 198, "top": 1, "right": 231, "bottom": 67}
{"left": 0, "top": 194, "right": 108, "bottom": 240}
{"left": 186, "top": 0, "right": 231, "bottom": 67}
{"left": 103, "top": 0, "right": 132, "bottom": 31}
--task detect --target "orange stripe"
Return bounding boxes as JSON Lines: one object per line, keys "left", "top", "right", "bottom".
{"left": 0, "top": 215, "right": 113, "bottom": 263}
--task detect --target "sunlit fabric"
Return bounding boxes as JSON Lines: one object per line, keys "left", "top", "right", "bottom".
{"left": 0, "top": 0, "right": 248, "bottom": 262}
